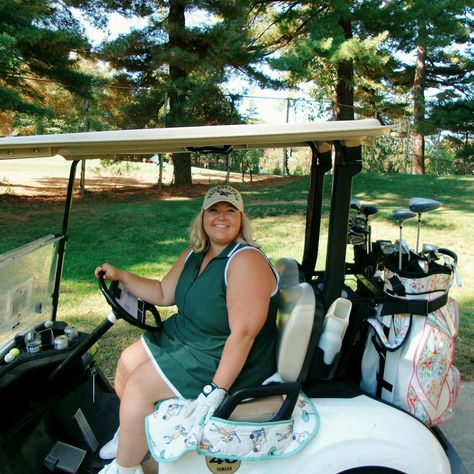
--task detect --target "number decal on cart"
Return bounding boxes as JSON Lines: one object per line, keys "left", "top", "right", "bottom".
{"left": 205, "top": 457, "right": 241, "bottom": 473}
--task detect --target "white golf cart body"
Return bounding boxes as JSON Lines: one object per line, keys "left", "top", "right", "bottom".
{"left": 0, "top": 120, "right": 464, "bottom": 474}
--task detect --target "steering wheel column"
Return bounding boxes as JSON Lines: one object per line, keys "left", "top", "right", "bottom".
{"left": 49, "top": 273, "right": 162, "bottom": 383}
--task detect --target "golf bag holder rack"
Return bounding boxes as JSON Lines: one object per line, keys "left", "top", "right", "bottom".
{"left": 305, "top": 346, "right": 342, "bottom": 381}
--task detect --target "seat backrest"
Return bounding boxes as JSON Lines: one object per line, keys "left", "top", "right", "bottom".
{"left": 276, "top": 282, "right": 316, "bottom": 382}
{"left": 274, "top": 257, "right": 303, "bottom": 289}
{"left": 227, "top": 260, "right": 315, "bottom": 422}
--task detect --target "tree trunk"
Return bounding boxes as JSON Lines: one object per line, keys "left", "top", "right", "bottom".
{"left": 463, "top": 132, "right": 469, "bottom": 174}
{"left": 412, "top": 41, "right": 426, "bottom": 175}
{"left": 173, "top": 152, "right": 192, "bottom": 185}
{"left": 168, "top": 0, "right": 192, "bottom": 185}
{"left": 335, "top": 17, "right": 354, "bottom": 121}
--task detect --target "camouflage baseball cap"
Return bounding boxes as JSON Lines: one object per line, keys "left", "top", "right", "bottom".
{"left": 202, "top": 185, "right": 244, "bottom": 212}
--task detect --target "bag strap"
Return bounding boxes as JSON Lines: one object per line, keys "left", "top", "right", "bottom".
{"left": 387, "top": 275, "right": 406, "bottom": 296}
{"left": 368, "top": 322, "right": 394, "bottom": 398}
{"left": 367, "top": 316, "right": 413, "bottom": 352}
{"left": 368, "top": 315, "right": 413, "bottom": 397}
{"left": 380, "top": 292, "right": 448, "bottom": 316}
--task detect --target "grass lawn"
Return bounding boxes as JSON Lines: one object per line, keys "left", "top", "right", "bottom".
{"left": 1, "top": 165, "right": 473, "bottom": 381}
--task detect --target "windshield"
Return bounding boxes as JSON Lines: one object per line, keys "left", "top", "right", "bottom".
{"left": 0, "top": 235, "right": 62, "bottom": 350}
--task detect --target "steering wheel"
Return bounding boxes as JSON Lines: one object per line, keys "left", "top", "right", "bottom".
{"left": 98, "top": 271, "right": 162, "bottom": 331}
{"left": 48, "top": 273, "right": 162, "bottom": 383}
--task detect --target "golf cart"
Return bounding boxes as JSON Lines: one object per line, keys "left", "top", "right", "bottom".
{"left": 0, "top": 120, "right": 465, "bottom": 474}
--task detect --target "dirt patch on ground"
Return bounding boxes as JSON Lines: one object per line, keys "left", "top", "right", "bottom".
{"left": 0, "top": 159, "right": 291, "bottom": 202}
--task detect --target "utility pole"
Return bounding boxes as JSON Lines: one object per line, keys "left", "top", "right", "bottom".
{"left": 158, "top": 92, "right": 168, "bottom": 189}
{"left": 282, "top": 98, "right": 291, "bottom": 176}
{"left": 226, "top": 96, "right": 236, "bottom": 184}
{"left": 435, "top": 131, "right": 441, "bottom": 175}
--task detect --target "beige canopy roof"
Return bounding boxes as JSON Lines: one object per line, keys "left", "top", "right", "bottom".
{"left": 0, "top": 119, "right": 389, "bottom": 161}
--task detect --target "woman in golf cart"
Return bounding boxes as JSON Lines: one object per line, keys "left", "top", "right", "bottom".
{"left": 95, "top": 185, "right": 280, "bottom": 474}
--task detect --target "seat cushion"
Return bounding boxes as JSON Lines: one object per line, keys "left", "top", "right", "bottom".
{"left": 277, "top": 282, "right": 316, "bottom": 381}
{"left": 228, "top": 395, "right": 284, "bottom": 422}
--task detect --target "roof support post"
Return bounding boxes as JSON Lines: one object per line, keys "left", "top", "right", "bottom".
{"left": 51, "top": 159, "right": 79, "bottom": 320}
{"left": 323, "top": 142, "right": 362, "bottom": 310}
{"left": 302, "top": 142, "right": 332, "bottom": 281}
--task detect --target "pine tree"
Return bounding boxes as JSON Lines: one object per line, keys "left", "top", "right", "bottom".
{"left": 429, "top": 93, "right": 474, "bottom": 174}
{"left": 379, "top": 0, "right": 473, "bottom": 174}
{"left": 269, "top": 1, "right": 392, "bottom": 121}
{"left": 0, "top": 0, "right": 93, "bottom": 127}
{"left": 96, "top": 0, "right": 273, "bottom": 184}
{"left": 270, "top": 0, "right": 472, "bottom": 175}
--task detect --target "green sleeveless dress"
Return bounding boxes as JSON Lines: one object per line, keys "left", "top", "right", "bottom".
{"left": 142, "top": 241, "right": 279, "bottom": 399}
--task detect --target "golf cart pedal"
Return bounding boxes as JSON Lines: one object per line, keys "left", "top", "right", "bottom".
{"left": 43, "top": 441, "right": 86, "bottom": 473}
{"left": 73, "top": 408, "right": 99, "bottom": 452}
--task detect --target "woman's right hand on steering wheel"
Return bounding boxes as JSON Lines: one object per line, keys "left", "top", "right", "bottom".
{"left": 95, "top": 262, "right": 123, "bottom": 281}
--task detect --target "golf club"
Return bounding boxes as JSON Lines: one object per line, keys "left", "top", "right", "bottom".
{"left": 422, "top": 243, "right": 439, "bottom": 263}
{"left": 350, "top": 198, "right": 361, "bottom": 213}
{"left": 392, "top": 209, "right": 417, "bottom": 269}
{"left": 395, "top": 239, "right": 411, "bottom": 258}
{"left": 421, "top": 243, "right": 458, "bottom": 267}
{"left": 418, "top": 259, "right": 429, "bottom": 274}
{"left": 348, "top": 198, "right": 362, "bottom": 238}
{"left": 422, "top": 243, "right": 439, "bottom": 253}
{"left": 361, "top": 205, "right": 378, "bottom": 253}
{"left": 350, "top": 223, "right": 368, "bottom": 235}
{"left": 408, "top": 197, "right": 442, "bottom": 253}
{"left": 382, "top": 243, "right": 398, "bottom": 256}
{"left": 353, "top": 215, "right": 367, "bottom": 227}
{"left": 348, "top": 232, "right": 366, "bottom": 246}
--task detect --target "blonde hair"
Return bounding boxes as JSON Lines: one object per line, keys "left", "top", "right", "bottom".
{"left": 189, "top": 209, "right": 257, "bottom": 253}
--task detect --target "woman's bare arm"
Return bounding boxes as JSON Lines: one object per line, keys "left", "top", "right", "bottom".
{"left": 212, "top": 249, "right": 276, "bottom": 390}
{"left": 95, "top": 247, "right": 192, "bottom": 306}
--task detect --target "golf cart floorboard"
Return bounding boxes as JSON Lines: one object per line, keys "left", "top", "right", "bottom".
{"left": 0, "top": 358, "right": 119, "bottom": 474}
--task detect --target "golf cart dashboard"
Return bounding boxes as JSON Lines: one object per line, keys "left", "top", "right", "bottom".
{"left": 0, "top": 234, "right": 93, "bottom": 387}
{"left": 0, "top": 320, "right": 90, "bottom": 380}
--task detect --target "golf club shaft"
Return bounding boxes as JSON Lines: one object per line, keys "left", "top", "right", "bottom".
{"left": 416, "top": 216, "right": 421, "bottom": 253}
{"left": 399, "top": 225, "right": 402, "bottom": 269}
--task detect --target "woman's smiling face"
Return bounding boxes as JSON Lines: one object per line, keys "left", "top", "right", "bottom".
{"left": 203, "top": 201, "right": 242, "bottom": 247}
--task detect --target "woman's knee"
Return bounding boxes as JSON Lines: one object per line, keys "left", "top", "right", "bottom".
{"left": 114, "top": 340, "right": 149, "bottom": 396}
{"left": 121, "top": 361, "right": 175, "bottom": 406}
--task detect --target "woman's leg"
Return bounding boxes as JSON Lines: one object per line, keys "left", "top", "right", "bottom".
{"left": 114, "top": 339, "right": 150, "bottom": 399}
{"left": 116, "top": 358, "right": 175, "bottom": 467}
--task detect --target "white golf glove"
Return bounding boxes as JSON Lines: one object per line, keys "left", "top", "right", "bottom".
{"left": 185, "top": 383, "right": 227, "bottom": 426}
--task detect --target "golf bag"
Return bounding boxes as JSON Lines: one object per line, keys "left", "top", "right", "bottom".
{"left": 361, "top": 251, "right": 461, "bottom": 427}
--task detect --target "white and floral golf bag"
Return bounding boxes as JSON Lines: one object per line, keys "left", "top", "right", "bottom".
{"left": 361, "top": 251, "right": 461, "bottom": 427}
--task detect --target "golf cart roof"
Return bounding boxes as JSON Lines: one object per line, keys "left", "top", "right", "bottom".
{"left": 0, "top": 119, "right": 389, "bottom": 160}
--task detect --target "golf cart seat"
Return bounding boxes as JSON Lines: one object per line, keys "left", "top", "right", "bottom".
{"left": 276, "top": 281, "right": 316, "bottom": 382}
{"left": 225, "top": 259, "right": 316, "bottom": 422}
{"left": 274, "top": 257, "right": 303, "bottom": 289}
